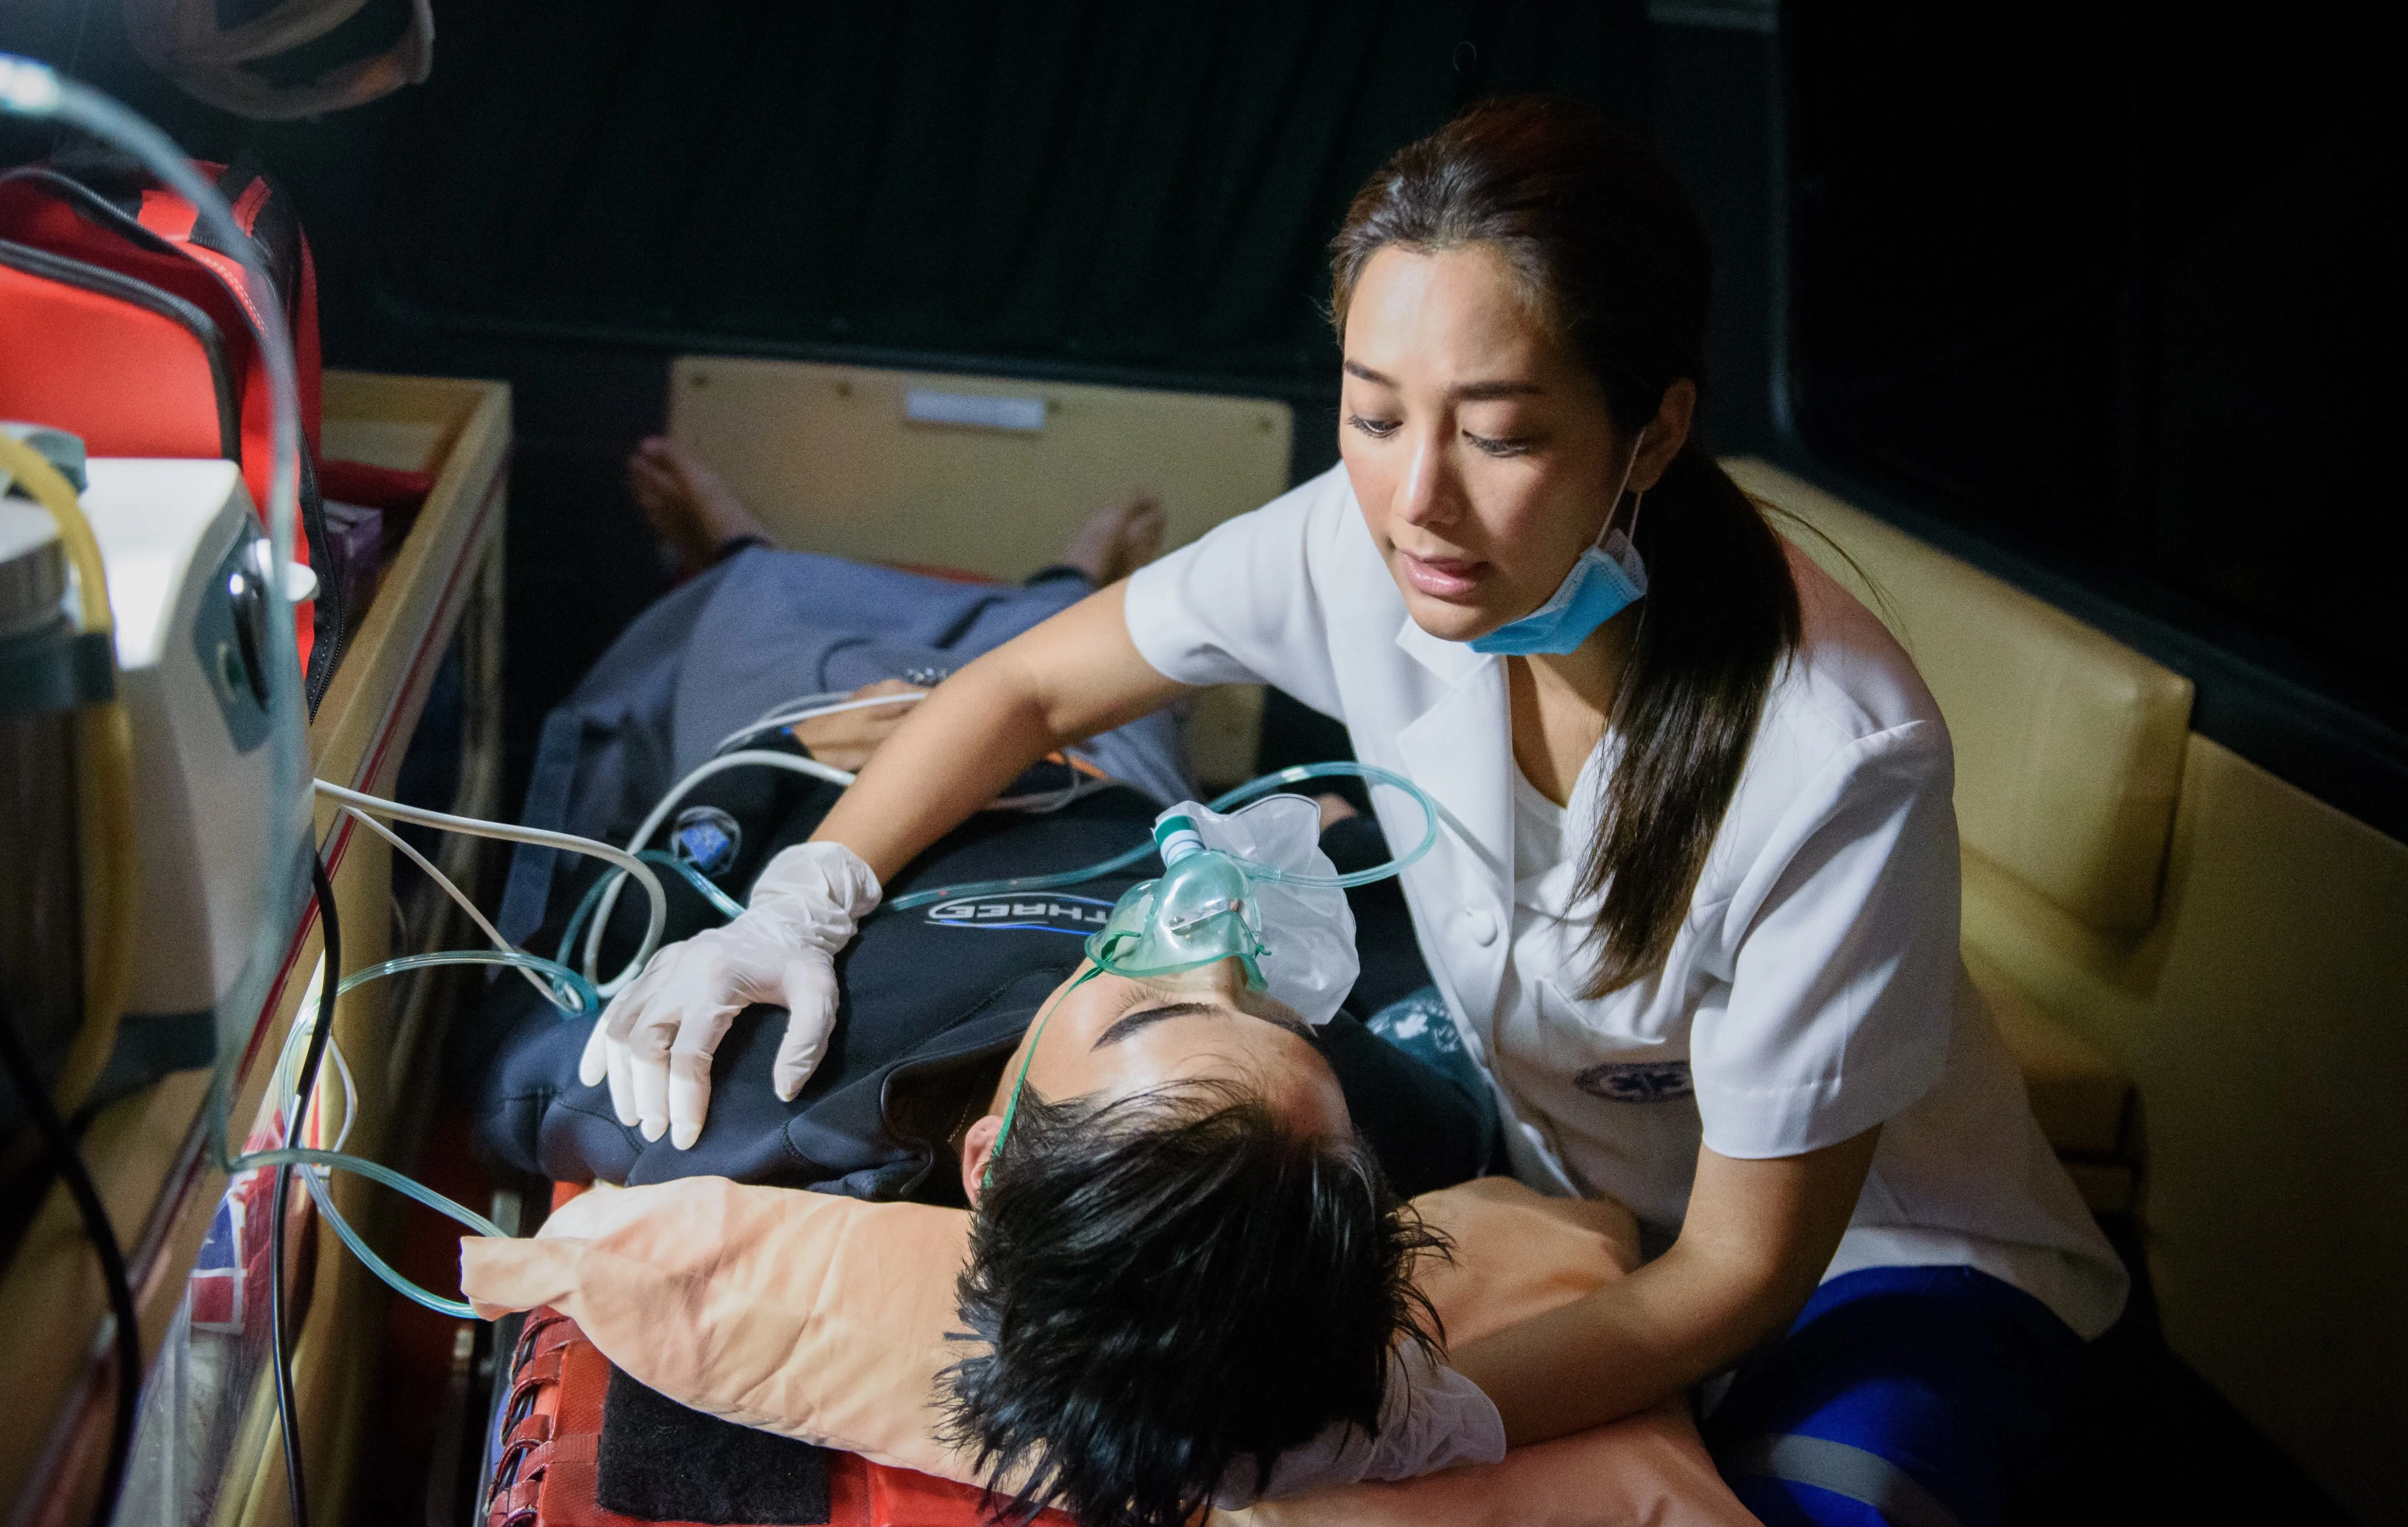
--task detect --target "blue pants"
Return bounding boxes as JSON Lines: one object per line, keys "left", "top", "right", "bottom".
{"left": 1700, "top": 1266, "right": 2087, "bottom": 1527}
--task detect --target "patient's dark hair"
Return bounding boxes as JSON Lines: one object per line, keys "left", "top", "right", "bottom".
{"left": 1332, "top": 97, "right": 1802, "bottom": 995}
{"left": 942, "top": 1080, "right": 1445, "bottom": 1527}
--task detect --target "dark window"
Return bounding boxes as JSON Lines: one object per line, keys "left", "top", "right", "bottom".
{"left": 1788, "top": 5, "right": 2401, "bottom": 729}
{"left": 367, "top": 2, "right": 1649, "bottom": 393}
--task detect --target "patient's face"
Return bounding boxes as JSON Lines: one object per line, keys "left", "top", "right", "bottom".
{"left": 959, "top": 959, "right": 1351, "bottom": 1199}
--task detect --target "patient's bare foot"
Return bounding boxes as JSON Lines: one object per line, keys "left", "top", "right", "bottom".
{"left": 626, "top": 436, "right": 777, "bottom": 576}
{"left": 1062, "top": 495, "right": 1166, "bottom": 585}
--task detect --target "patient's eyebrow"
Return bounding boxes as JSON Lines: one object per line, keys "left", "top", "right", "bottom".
{"left": 1094, "top": 1000, "right": 1315, "bottom": 1050}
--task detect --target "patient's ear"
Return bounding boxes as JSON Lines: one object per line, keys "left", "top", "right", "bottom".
{"left": 959, "top": 1114, "right": 1004, "bottom": 1208}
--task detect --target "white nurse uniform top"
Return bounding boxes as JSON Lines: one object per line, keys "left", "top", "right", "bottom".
{"left": 1126, "top": 464, "right": 2128, "bottom": 1339}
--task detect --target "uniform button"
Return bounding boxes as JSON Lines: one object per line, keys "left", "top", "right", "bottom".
{"left": 1466, "top": 906, "right": 1499, "bottom": 946}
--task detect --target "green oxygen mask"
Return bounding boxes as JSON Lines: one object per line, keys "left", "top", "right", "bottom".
{"left": 983, "top": 793, "right": 1400, "bottom": 1185}
{"left": 1084, "top": 813, "right": 1270, "bottom": 988}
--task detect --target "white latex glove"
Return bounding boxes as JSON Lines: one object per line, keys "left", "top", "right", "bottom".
{"left": 578, "top": 841, "right": 880, "bottom": 1150}
{"left": 1211, "top": 1343, "right": 1507, "bottom": 1508}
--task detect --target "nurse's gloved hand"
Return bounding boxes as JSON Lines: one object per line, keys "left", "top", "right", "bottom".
{"left": 578, "top": 841, "right": 881, "bottom": 1149}
{"left": 1210, "top": 1343, "right": 1506, "bottom": 1507}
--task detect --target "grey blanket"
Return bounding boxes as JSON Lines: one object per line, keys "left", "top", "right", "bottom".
{"left": 496, "top": 548, "right": 1192, "bottom": 945}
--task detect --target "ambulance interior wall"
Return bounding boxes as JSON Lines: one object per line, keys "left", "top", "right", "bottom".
{"left": 3, "top": 1, "right": 1694, "bottom": 818}
{"left": 0, "top": 3, "right": 2397, "bottom": 1523}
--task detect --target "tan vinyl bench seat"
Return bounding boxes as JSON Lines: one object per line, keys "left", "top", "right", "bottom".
{"left": 1965, "top": 945, "right": 2129, "bottom": 1158}
{"left": 1732, "top": 460, "right": 2191, "bottom": 1215}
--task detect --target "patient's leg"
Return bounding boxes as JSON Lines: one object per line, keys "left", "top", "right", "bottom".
{"left": 1058, "top": 493, "right": 1165, "bottom": 584}
{"left": 627, "top": 436, "right": 777, "bottom": 577}
{"left": 626, "top": 435, "right": 1167, "bottom": 586}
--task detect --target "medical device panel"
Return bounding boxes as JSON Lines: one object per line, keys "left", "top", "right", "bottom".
{"left": 81, "top": 458, "right": 274, "bottom": 1027}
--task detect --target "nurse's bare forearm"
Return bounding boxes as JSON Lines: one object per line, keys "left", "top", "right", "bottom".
{"left": 810, "top": 667, "right": 1054, "bottom": 879}
{"left": 1451, "top": 1128, "right": 1879, "bottom": 1446}
{"left": 1448, "top": 1239, "right": 1777, "bottom": 1442}
{"left": 810, "top": 584, "right": 1190, "bottom": 882}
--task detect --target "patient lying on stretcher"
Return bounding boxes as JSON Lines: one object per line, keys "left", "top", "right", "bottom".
{"left": 460, "top": 470, "right": 1755, "bottom": 1527}
{"left": 476, "top": 816, "right": 1504, "bottom": 1525}
{"left": 461, "top": 450, "right": 1511, "bottom": 1525}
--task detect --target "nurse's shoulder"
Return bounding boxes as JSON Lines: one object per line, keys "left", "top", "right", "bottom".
{"left": 1772, "top": 541, "right": 1948, "bottom": 745}
{"left": 1170, "top": 460, "right": 1388, "bottom": 591}
{"left": 1699, "top": 544, "right": 1957, "bottom": 903}
{"left": 1124, "top": 463, "right": 1388, "bottom": 711}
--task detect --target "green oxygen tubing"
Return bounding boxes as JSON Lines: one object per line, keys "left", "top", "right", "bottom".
{"left": 221, "top": 773, "right": 674, "bottom": 1320}
{"left": 886, "top": 761, "right": 1443, "bottom": 911}
{"left": 282, "top": 758, "right": 1436, "bottom": 1317}
{"left": 279, "top": 782, "right": 665, "bottom": 1317}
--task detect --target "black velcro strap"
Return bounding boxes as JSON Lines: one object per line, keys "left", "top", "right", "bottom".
{"left": 596, "top": 1364, "right": 833, "bottom": 1525}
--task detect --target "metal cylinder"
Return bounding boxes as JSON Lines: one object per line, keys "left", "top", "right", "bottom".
{"left": 0, "top": 498, "right": 83, "bottom": 1158}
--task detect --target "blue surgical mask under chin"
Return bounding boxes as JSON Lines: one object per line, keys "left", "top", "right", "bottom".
{"left": 1468, "top": 525, "right": 1648, "bottom": 656}
{"left": 1470, "top": 431, "right": 1652, "bottom": 658}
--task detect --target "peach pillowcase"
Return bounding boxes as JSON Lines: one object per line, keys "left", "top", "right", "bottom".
{"left": 461, "top": 1175, "right": 1754, "bottom": 1526}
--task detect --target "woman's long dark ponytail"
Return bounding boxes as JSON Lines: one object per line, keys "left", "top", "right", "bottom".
{"left": 1332, "top": 97, "right": 1800, "bottom": 995}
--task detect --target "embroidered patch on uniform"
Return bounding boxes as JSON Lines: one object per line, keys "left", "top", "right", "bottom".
{"left": 924, "top": 893, "right": 1115, "bottom": 936}
{"left": 1574, "top": 1059, "right": 1693, "bottom": 1103}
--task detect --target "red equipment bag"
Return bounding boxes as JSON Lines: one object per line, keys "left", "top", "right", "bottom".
{"left": 488, "top": 1308, "right": 1075, "bottom": 1527}
{"left": 0, "top": 148, "right": 344, "bottom": 703}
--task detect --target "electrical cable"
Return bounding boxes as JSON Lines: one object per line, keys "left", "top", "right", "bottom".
{"left": 269, "top": 852, "right": 338, "bottom": 1527}
{"left": 0, "top": 987, "right": 141, "bottom": 1527}
{"left": 712, "top": 688, "right": 929, "bottom": 756}
{"left": 313, "top": 779, "right": 670, "bottom": 997}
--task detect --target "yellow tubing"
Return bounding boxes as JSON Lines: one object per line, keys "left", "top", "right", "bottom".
{"left": 0, "top": 434, "right": 136, "bottom": 1117}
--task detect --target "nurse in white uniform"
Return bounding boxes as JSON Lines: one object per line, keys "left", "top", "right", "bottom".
{"left": 598, "top": 99, "right": 2126, "bottom": 1526}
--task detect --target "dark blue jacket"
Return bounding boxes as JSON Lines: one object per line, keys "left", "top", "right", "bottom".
{"left": 466, "top": 776, "right": 1482, "bottom": 1204}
